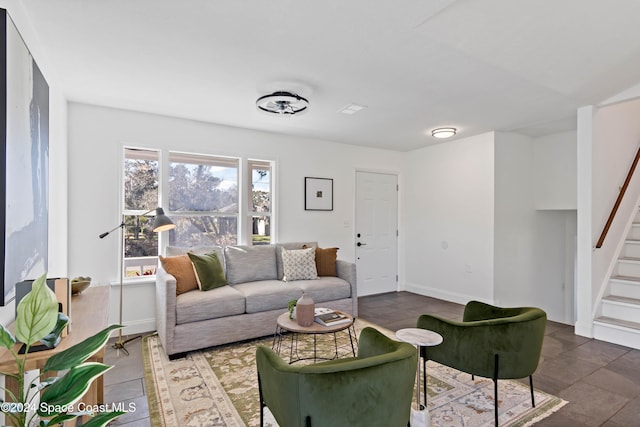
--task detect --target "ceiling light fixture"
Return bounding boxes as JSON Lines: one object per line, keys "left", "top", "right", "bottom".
{"left": 431, "top": 128, "right": 457, "bottom": 139}
{"left": 256, "top": 91, "right": 309, "bottom": 116}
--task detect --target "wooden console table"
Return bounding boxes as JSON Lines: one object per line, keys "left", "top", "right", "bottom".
{"left": 0, "top": 286, "right": 110, "bottom": 424}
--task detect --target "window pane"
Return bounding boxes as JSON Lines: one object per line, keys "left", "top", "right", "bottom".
{"left": 124, "top": 149, "right": 158, "bottom": 211}
{"left": 169, "top": 215, "right": 238, "bottom": 247}
{"left": 251, "top": 166, "right": 271, "bottom": 213}
{"left": 168, "top": 154, "right": 238, "bottom": 212}
{"left": 123, "top": 213, "right": 159, "bottom": 259}
{"left": 251, "top": 216, "right": 270, "bottom": 245}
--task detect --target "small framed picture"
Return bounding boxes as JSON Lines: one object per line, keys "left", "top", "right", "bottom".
{"left": 305, "top": 177, "right": 333, "bottom": 211}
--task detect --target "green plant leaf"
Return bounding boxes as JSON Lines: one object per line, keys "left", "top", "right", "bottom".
{"left": 38, "top": 363, "right": 112, "bottom": 416}
{"left": 0, "top": 323, "right": 16, "bottom": 349}
{"left": 39, "top": 313, "right": 69, "bottom": 348}
{"left": 33, "top": 376, "right": 59, "bottom": 392}
{"left": 39, "top": 412, "right": 79, "bottom": 426}
{"left": 15, "top": 274, "right": 59, "bottom": 345}
{"left": 80, "top": 411, "right": 126, "bottom": 427}
{"left": 43, "top": 325, "right": 122, "bottom": 373}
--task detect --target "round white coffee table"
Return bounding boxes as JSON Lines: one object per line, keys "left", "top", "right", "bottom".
{"left": 395, "top": 328, "right": 443, "bottom": 411}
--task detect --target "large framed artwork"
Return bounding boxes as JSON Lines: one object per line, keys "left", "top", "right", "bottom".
{"left": 0, "top": 9, "right": 49, "bottom": 306}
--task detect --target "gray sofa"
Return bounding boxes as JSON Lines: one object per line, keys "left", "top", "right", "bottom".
{"left": 155, "top": 242, "right": 358, "bottom": 358}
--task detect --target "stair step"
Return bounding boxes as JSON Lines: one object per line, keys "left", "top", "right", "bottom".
{"left": 615, "top": 258, "right": 640, "bottom": 276}
{"left": 602, "top": 295, "right": 640, "bottom": 306}
{"left": 611, "top": 275, "right": 640, "bottom": 284}
{"left": 622, "top": 240, "right": 640, "bottom": 257}
{"left": 594, "top": 316, "right": 640, "bottom": 331}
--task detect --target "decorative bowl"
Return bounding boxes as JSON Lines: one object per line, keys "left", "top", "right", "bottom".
{"left": 71, "top": 276, "right": 91, "bottom": 295}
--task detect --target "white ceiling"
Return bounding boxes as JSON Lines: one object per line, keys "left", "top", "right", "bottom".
{"left": 19, "top": 0, "right": 640, "bottom": 151}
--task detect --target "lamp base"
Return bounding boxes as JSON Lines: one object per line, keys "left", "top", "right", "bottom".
{"left": 112, "top": 334, "right": 141, "bottom": 356}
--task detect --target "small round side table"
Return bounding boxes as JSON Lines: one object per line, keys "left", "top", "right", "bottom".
{"left": 395, "top": 328, "right": 443, "bottom": 411}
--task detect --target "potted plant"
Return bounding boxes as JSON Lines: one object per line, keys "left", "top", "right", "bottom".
{"left": 0, "top": 273, "right": 124, "bottom": 426}
{"left": 287, "top": 299, "right": 297, "bottom": 320}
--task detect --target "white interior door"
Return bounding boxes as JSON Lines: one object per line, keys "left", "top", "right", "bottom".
{"left": 355, "top": 171, "right": 398, "bottom": 296}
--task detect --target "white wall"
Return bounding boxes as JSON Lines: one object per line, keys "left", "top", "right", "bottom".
{"left": 403, "top": 132, "right": 495, "bottom": 304}
{"left": 67, "top": 102, "right": 403, "bottom": 331}
{"left": 0, "top": 0, "right": 67, "bottom": 326}
{"left": 494, "top": 132, "right": 535, "bottom": 306}
{"left": 534, "top": 130, "right": 577, "bottom": 210}
{"left": 576, "top": 106, "right": 594, "bottom": 336}
{"left": 494, "top": 132, "right": 576, "bottom": 323}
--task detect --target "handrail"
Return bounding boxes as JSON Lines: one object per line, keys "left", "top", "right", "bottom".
{"left": 596, "top": 145, "right": 640, "bottom": 248}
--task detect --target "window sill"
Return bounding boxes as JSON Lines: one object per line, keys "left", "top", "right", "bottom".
{"left": 109, "top": 276, "right": 156, "bottom": 287}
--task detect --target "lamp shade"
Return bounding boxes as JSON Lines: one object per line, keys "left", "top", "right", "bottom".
{"left": 152, "top": 208, "right": 176, "bottom": 232}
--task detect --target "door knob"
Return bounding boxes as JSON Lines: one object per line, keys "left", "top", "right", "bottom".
{"left": 357, "top": 242, "right": 367, "bottom": 247}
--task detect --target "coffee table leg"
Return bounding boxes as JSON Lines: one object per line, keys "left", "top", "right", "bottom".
{"left": 347, "top": 324, "right": 357, "bottom": 357}
{"left": 289, "top": 332, "right": 296, "bottom": 364}
{"left": 272, "top": 326, "right": 282, "bottom": 354}
{"left": 313, "top": 334, "right": 318, "bottom": 362}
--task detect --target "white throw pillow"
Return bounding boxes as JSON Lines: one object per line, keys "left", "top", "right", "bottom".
{"left": 281, "top": 247, "right": 318, "bottom": 281}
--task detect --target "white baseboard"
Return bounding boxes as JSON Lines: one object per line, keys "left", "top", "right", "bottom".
{"left": 120, "top": 318, "right": 156, "bottom": 336}
{"left": 574, "top": 319, "right": 594, "bottom": 338}
{"left": 404, "top": 282, "right": 492, "bottom": 306}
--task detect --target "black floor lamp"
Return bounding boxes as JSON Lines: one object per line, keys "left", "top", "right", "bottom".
{"left": 99, "top": 207, "right": 175, "bottom": 355}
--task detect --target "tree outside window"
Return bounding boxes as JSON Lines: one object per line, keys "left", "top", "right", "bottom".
{"left": 167, "top": 153, "right": 239, "bottom": 247}
{"left": 250, "top": 160, "right": 272, "bottom": 245}
{"left": 123, "top": 148, "right": 159, "bottom": 276}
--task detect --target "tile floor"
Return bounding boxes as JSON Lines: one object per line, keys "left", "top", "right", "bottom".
{"left": 104, "top": 292, "right": 640, "bottom": 426}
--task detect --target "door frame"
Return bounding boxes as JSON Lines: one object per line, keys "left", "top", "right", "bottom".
{"left": 354, "top": 168, "right": 401, "bottom": 295}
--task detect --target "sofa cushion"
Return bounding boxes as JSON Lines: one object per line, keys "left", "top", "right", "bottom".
{"left": 225, "top": 245, "right": 277, "bottom": 285}
{"left": 187, "top": 252, "right": 227, "bottom": 291}
{"left": 166, "top": 245, "right": 225, "bottom": 270}
{"left": 176, "top": 285, "right": 245, "bottom": 324}
{"left": 314, "top": 247, "right": 338, "bottom": 276}
{"left": 159, "top": 254, "right": 199, "bottom": 295}
{"left": 281, "top": 247, "right": 318, "bottom": 281}
{"left": 233, "top": 280, "right": 305, "bottom": 314}
{"left": 296, "top": 276, "right": 352, "bottom": 303}
{"left": 276, "top": 242, "right": 318, "bottom": 280}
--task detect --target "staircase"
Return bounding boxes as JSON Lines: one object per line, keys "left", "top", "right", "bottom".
{"left": 593, "top": 211, "right": 640, "bottom": 349}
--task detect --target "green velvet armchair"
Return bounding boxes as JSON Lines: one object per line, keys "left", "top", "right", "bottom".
{"left": 256, "top": 327, "right": 417, "bottom": 427}
{"left": 417, "top": 300, "right": 547, "bottom": 427}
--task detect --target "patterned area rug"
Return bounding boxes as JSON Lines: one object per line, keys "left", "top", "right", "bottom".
{"left": 143, "top": 320, "right": 567, "bottom": 427}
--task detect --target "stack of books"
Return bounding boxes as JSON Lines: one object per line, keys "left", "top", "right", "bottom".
{"left": 314, "top": 307, "right": 351, "bottom": 326}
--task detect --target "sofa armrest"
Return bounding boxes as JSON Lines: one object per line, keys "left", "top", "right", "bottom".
{"left": 336, "top": 259, "right": 357, "bottom": 317}
{"left": 155, "top": 265, "right": 178, "bottom": 356}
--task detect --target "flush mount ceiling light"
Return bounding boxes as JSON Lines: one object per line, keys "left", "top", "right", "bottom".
{"left": 256, "top": 91, "right": 309, "bottom": 116}
{"left": 431, "top": 127, "right": 457, "bottom": 139}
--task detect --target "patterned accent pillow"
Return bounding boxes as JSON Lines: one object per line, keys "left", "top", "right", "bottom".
{"left": 281, "top": 247, "right": 318, "bottom": 281}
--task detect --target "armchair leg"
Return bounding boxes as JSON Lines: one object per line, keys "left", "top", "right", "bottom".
{"left": 305, "top": 415, "right": 311, "bottom": 426}
{"left": 493, "top": 354, "right": 499, "bottom": 427}
{"left": 258, "top": 374, "right": 265, "bottom": 427}
{"left": 529, "top": 375, "right": 535, "bottom": 407}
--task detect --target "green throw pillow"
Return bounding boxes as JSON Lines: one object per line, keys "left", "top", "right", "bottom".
{"left": 187, "top": 252, "right": 227, "bottom": 291}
